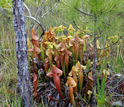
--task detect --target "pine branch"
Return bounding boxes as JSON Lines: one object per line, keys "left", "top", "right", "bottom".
{"left": 98, "top": 36, "right": 123, "bottom": 50}
{"left": 73, "top": 21, "right": 98, "bottom": 36}
{"left": 74, "top": 7, "right": 93, "bottom": 16}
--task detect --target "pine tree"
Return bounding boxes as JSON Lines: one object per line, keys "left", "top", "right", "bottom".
{"left": 66, "top": 0, "right": 124, "bottom": 106}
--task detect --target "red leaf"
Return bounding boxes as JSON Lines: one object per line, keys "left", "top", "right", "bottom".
{"left": 45, "top": 57, "right": 49, "bottom": 72}
{"left": 6, "top": 89, "right": 15, "bottom": 95}
{"left": 54, "top": 56, "right": 60, "bottom": 68}
{"left": 53, "top": 74, "right": 64, "bottom": 100}
{"left": 48, "top": 96, "right": 58, "bottom": 101}
{"left": 30, "top": 29, "right": 39, "bottom": 47}
{"left": 45, "top": 27, "right": 55, "bottom": 40}
{"left": 33, "top": 73, "right": 38, "bottom": 97}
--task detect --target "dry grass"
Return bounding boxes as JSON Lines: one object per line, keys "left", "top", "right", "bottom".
{"left": 0, "top": 21, "right": 18, "bottom": 106}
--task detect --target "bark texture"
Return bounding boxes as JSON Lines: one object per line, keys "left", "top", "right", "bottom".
{"left": 13, "top": 0, "right": 32, "bottom": 107}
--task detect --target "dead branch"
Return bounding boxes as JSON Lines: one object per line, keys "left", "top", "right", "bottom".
{"left": 39, "top": 3, "right": 58, "bottom": 42}
{"left": 24, "top": 3, "right": 43, "bottom": 29}
{"left": 24, "top": 2, "right": 59, "bottom": 42}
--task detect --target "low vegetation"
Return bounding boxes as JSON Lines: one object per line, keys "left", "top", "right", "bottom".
{"left": 0, "top": 0, "right": 124, "bottom": 107}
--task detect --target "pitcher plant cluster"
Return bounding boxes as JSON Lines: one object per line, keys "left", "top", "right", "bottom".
{"left": 27, "top": 25, "right": 110, "bottom": 106}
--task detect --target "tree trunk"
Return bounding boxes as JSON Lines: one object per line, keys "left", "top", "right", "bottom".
{"left": 91, "top": 36, "right": 97, "bottom": 107}
{"left": 13, "top": 0, "right": 32, "bottom": 107}
{"left": 91, "top": 16, "right": 97, "bottom": 107}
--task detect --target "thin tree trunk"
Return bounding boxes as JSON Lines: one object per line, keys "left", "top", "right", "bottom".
{"left": 91, "top": 36, "right": 97, "bottom": 107}
{"left": 13, "top": 0, "right": 32, "bottom": 107}
{"left": 91, "top": 16, "right": 97, "bottom": 107}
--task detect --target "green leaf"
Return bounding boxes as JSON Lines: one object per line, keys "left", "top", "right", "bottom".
{"left": 83, "top": 41, "right": 86, "bottom": 52}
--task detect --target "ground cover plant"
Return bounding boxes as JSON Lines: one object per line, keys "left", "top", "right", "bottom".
{"left": 0, "top": 0, "right": 124, "bottom": 107}
{"left": 27, "top": 25, "right": 124, "bottom": 107}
